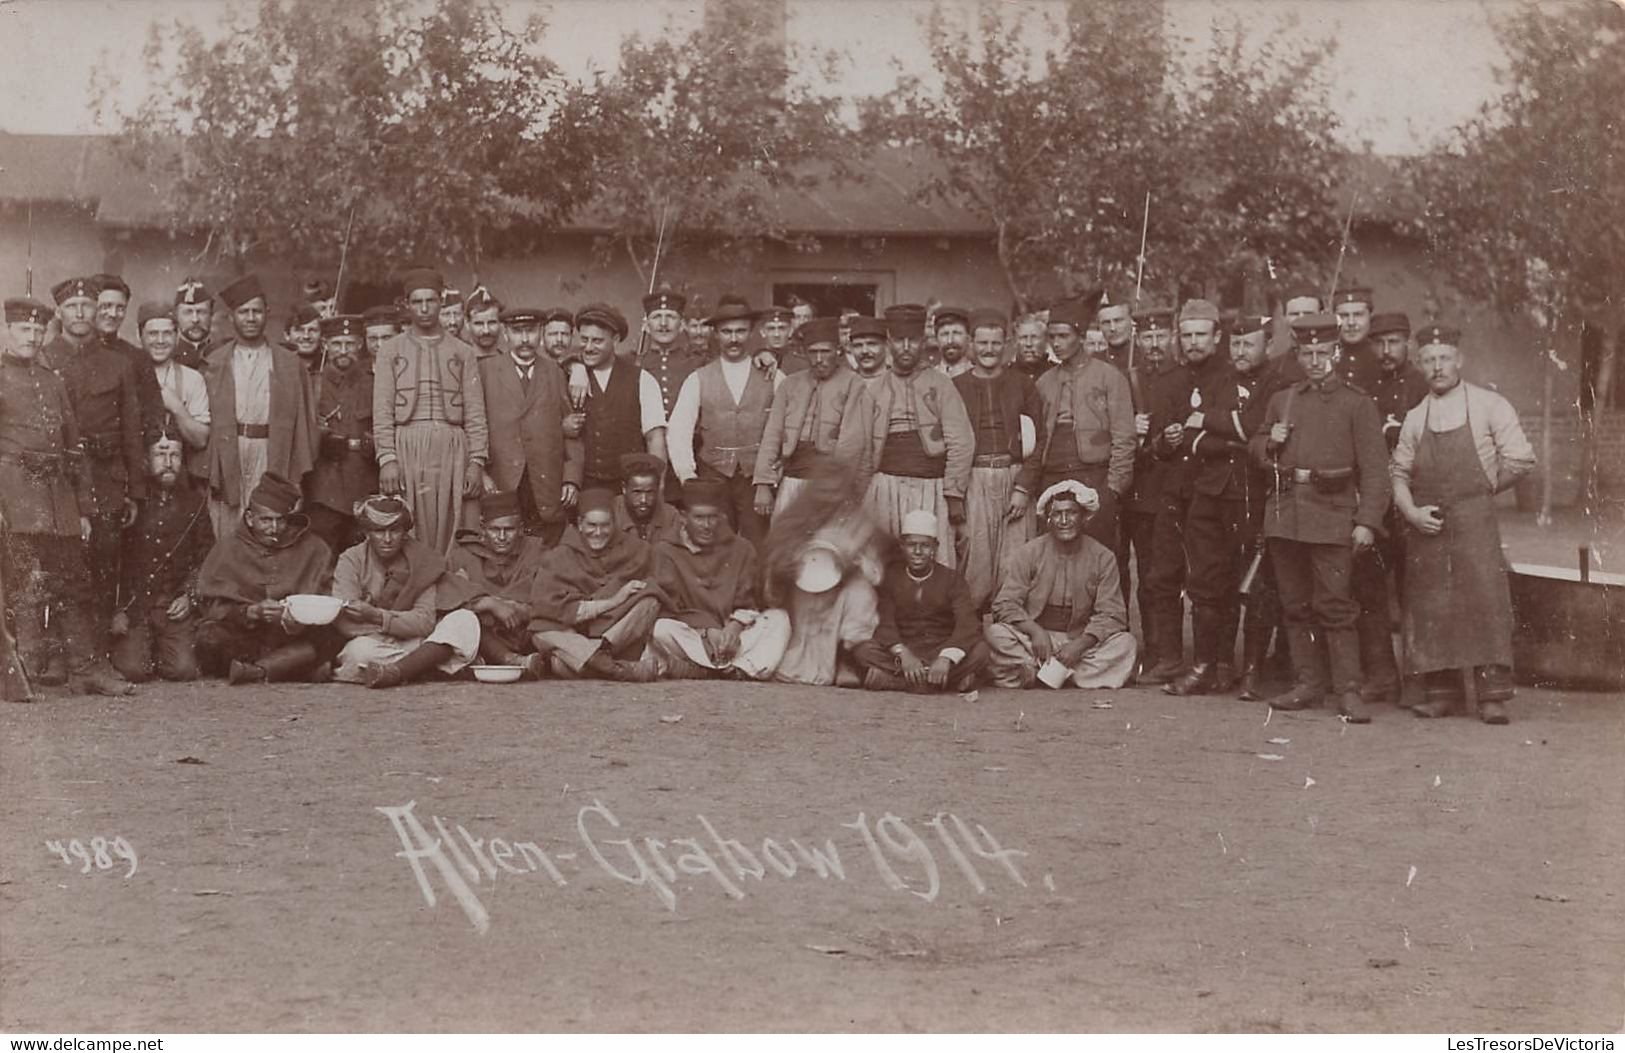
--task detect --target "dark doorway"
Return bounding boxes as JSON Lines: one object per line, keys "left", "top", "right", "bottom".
{"left": 772, "top": 282, "right": 878, "bottom": 317}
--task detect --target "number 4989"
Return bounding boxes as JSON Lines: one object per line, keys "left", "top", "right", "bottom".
{"left": 46, "top": 837, "right": 137, "bottom": 878}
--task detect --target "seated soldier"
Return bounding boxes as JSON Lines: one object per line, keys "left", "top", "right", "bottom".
{"left": 110, "top": 435, "right": 214, "bottom": 682}
{"left": 447, "top": 490, "right": 550, "bottom": 678}
{"left": 195, "top": 472, "right": 332, "bottom": 684}
{"left": 985, "top": 481, "right": 1137, "bottom": 689}
{"left": 528, "top": 489, "right": 661, "bottom": 681}
{"left": 850, "top": 510, "right": 988, "bottom": 693}
{"left": 331, "top": 495, "right": 482, "bottom": 688}
{"left": 649, "top": 479, "right": 790, "bottom": 679}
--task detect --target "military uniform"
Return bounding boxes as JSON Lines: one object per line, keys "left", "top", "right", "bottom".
{"left": 1250, "top": 315, "right": 1391, "bottom": 719}
{"left": 173, "top": 277, "right": 218, "bottom": 371}
{"left": 1, "top": 328, "right": 93, "bottom": 683}
{"left": 305, "top": 316, "right": 377, "bottom": 559}
{"left": 111, "top": 470, "right": 212, "bottom": 682}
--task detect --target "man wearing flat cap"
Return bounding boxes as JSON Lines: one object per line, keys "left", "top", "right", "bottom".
{"left": 1391, "top": 325, "right": 1534, "bottom": 724}
{"left": 668, "top": 297, "right": 782, "bottom": 548}
{"left": 753, "top": 316, "right": 875, "bottom": 518}
{"left": 573, "top": 302, "right": 669, "bottom": 495}
{"left": 850, "top": 509, "right": 988, "bottom": 692}
{"left": 173, "top": 276, "right": 219, "bottom": 371}
{"left": 329, "top": 494, "right": 482, "bottom": 688}
{"left": 304, "top": 314, "right": 377, "bottom": 559}
{"left": 201, "top": 272, "right": 320, "bottom": 543}
{"left": 41, "top": 276, "right": 150, "bottom": 671}
{"left": 951, "top": 308, "right": 1046, "bottom": 610}
{"left": 985, "top": 482, "right": 1136, "bottom": 689}
{"left": 1248, "top": 313, "right": 1390, "bottom": 723}
{"left": 2, "top": 295, "right": 132, "bottom": 695}
{"left": 637, "top": 287, "right": 709, "bottom": 415}
{"left": 194, "top": 471, "right": 332, "bottom": 685}
{"left": 476, "top": 306, "right": 581, "bottom": 543}
{"left": 448, "top": 490, "right": 553, "bottom": 677}
{"left": 1036, "top": 292, "right": 1135, "bottom": 554}
{"left": 372, "top": 266, "right": 489, "bottom": 555}
{"left": 865, "top": 305, "right": 975, "bottom": 568}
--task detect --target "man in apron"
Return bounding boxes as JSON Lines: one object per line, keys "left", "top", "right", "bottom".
{"left": 1390, "top": 325, "right": 1535, "bottom": 724}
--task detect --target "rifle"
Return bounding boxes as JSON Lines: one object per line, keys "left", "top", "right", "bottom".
{"left": 25, "top": 203, "right": 34, "bottom": 298}
{"left": 0, "top": 520, "right": 34, "bottom": 702}
{"left": 633, "top": 205, "right": 671, "bottom": 364}
{"left": 1326, "top": 190, "right": 1359, "bottom": 303}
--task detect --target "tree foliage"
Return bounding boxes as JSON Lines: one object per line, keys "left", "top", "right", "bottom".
{"left": 555, "top": 0, "right": 853, "bottom": 290}
{"left": 94, "top": 0, "right": 588, "bottom": 280}
{"left": 1405, "top": 1, "right": 1625, "bottom": 330}
{"left": 860, "top": 0, "right": 1348, "bottom": 311}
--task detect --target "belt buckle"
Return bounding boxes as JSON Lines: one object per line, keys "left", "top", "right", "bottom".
{"left": 1292, "top": 468, "right": 1313, "bottom": 484}
{"left": 346, "top": 438, "right": 363, "bottom": 451}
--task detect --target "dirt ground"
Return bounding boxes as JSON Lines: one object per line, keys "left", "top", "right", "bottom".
{"left": 1, "top": 672, "right": 1621, "bottom": 1033}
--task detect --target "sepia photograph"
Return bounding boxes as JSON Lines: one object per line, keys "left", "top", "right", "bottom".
{"left": 0, "top": 0, "right": 1620, "bottom": 1039}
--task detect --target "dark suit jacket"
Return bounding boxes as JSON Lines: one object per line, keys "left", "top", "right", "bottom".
{"left": 477, "top": 351, "right": 582, "bottom": 525}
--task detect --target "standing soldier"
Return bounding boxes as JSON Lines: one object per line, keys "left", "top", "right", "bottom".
{"left": 1391, "top": 325, "right": 1535, "bottom": 724}
{"left": 668, "top": 299, "right": 781, "bottom": 548}
{"left": 478, "top": 306, "right": 582, "bottom": 542}
{"left": 952, "top": 308, "right": 1046, "bottom": 610}
{"left": 1121, "top": 303, "right": 1179, "bottom": 681}
{"left": 203, "top": 273, "right": 320, "bottom": 541}
{"left": 438, "top": 286, "right": 466, "bottom": 341}
{"left": 1249, "top": 314, "right": 1390, "bottom": 723}
{"left": 1272, "top": 283, "right": 1323, "bottom": 359}
{"left": 1035, "top": 296, "right": 1135, "bottom": 553}
{"left": 1, "top": 296, "right": 131, "bottom": 695}
{"left": 636, "top": 288, "right": 706, "bottom": 505}
{"left": 865, "top": 306, "right": 974, "bottom": 566}
{"left": 753, "top": 317, "right": 874, "bottom": 516}
{"left": 305, "top": 314, "right": 377, "bottom": 560}
{"left": 756, "top": 305, "right": 805, "bottom": 374}
{"left": 1094, "top": 289, "right": 1136, "bottom": 376}
{"left": 92, "top": 273, "right": 165, "bottom": 444}
{"left": 576, "top": 302, "right": 669, "bottom": 493}
{"left": 42, "top": 276, "right": 148, "bottom": 672}
{"left": 173, "top": 277, "right": 218, "bottom": 371}
{"left": 1012, "top": 314, "right": 1051, "bottom": 380}
{"left": 372, "top": 267, "right": 489, "bottom": 555}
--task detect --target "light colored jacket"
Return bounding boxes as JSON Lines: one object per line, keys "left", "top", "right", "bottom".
{"left": 1391, "top": 380, "right": 1535, "bottom": 493}
{"left": 372, "top": 330, "right": 489, "bottom": 467}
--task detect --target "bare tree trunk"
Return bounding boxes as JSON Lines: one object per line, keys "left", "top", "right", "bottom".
{"left": 995, "top": 219, "right": 1025, "bottom": 315}
{"left": 1538, "top": 320, "right": 1555, "bottom": 527}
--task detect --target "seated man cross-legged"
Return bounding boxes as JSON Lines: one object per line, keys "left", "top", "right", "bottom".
{"left": 331, "top": 495, "right": 481, "bottom": 688}
{"left": 850, "top": 509, "right": 989, "bottom": 693}
{"left": 528, "top": 489, "right": 661, "bottom": 682}
{"left": 448, "top": 490, "right": 551, "bottom": 678}
{"left": 985, "top": 481, "right": 1137, "bottom": 689}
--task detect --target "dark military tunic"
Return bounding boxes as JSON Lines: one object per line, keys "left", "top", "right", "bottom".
{"left": 308, "top": 360, "right": 377, "bottom": 515}
{"left": 41, "top": 336, "right": 148, "bottom": 512}
{"left": 0, "top": 353, "right": 88, "bottom": 536}
{"left": 636, "top": 336, "right": 711, "bottom": 418}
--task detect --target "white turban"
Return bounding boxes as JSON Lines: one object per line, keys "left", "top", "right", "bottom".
{"left": 1036, "top": 480, "right": 1100, "bottom": 517}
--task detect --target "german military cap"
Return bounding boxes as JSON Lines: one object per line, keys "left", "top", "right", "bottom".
{"left": 1135, "top": 309, "right": 1174, "bottom": 331}
{"left": 398, "top": 267, "right": 444, "bottom": 296}
{"left": 219, "top": 273, "right": 267, "bottom": 310}
{"left": 575, "top": 302, "right": 628, "bottom": 341}
{"left": 541, "top": 307, "right": 573, "bottom": 327}
{"left": 320, "top": 314, "right": 364, "bottom": 340}
{"left": 1229, "top": 314, "right": 1271, "bottom": 337}
{"left": 1414, "top": 324, "right": 1461, "bottom": 348}
{"left": 642, "top": 289, "right": 687, "bottom": 315}
{"left": 136, "top": 301, "right": 175, "bottom": 329}
{"left": 1290, "top": 313, "right": 1340, "bottom": 344}
{"left": 1281, "top": 283, "right": 1322, "bottom": 306}
{"left": 1331, "top": 286, "right": 1374, "bottom": 309}
{"left": 967, "top": 308, "right": 1008, "bottom": 333}
{"left": 1098, "top": 285, "right": 1135, "bottom": 308}
{"left": 51, "top": 276, "right": 102, "bottom": 305}
{"left": 175, "top": 277, "right": 212, "bottom": 306}
{"left": 465, "top": 286, "right": 500, "bottom": 315}
{"left": 499, "top": 307, "right": 545, "bottom": 326}
{"left": 797, "top": 317, "right": 841, "bottom": 348}
{"left": 441, "top": 287, "right": 464, "bottom": 307}
{"left": 933, "top": 305, "right": 971, "bottom": 329}
{"left": 91, "top": 273, "right": 131, "bottom": 299}
{"left": 4, "top": 297, "right": 51, "bottom": 325}
{"left": 1368, "top": 312, "right": 1412, "bottom": 338}
{"left": 1179, "top": 299, "right": 1221, "bottom": 324}
{"left": 757, "top": 305, "right": 793, "bottom": 324}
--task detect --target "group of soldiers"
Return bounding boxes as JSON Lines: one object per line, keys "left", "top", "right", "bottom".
{"left": 0, "top": 265, "right": 1536, "bottom": 723}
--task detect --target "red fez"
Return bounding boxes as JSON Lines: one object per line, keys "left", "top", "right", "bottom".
{"left": 575, "top": 303, "right": 628, "bottom": 341}
{"left": 682, "top": 478, "right": 730, "bottom": 509}
{"left": 248, "top": 472, "right": 302, "bottom": 514}
{"left": 219, "top": 274, "right": 267, "bottom": 310}
{"left": 797, "top": 317, "right": 841, "bottom": 348}
{"left": 576, "top": 488, "right": 617, "bottom": 517}
{"left": 51, "top": 276, "right": 102, "bottom": 305}
{"left": 399, "top": 268, "right": 444, "bottom": 296}
{"left": 1047, "top": 299, "right": 1094, "bottom": 330}
{"left": 478, "top": 490, "right": 523, "bottom": 522}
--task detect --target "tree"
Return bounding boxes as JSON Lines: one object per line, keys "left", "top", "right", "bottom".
{"left": 92, "top": 0, "right": 590, "bottom": 283}
{"left": 555, "top": 0, "right": 852, "bottom": 294}
{"left": 860, "top": 0, "right": 1348, "bottom": 312}
{"left": 1406, "top": 1, "right": 1625, "bottom": 517}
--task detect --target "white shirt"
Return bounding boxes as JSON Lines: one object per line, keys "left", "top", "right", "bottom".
{"left": 154, "top": 360, "right": 211, "bottom": 427}
{"left": 230, "top": 343, "right": 271, "bottom": 425}
{"left": 591, "top": 363, "right": 668, "bottom": 436}
{"left": 667, "top": 357, "right": 783, "bottom": 482}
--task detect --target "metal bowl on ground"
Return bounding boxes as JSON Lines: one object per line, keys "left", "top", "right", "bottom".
{"left": 283, "top": 594, "right": 343, "bottom": 626}
{"left": 471, "top": 665, "right": 524, "bottom": 684}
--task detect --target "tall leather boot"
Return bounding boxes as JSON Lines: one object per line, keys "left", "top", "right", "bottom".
{"left": 1264, "top": 624, "right": 1327, "bottom": 710}
{"left": 1165, "top": 609, "right": 1219, "bottom": 696}
{"left": 1326, "top": 628, "right": 1371, "bottom": 723}
{"left": 1140, "top": 603, "right": 1185, "bottom": 684}
{"left": 1356, "top": 612, "right": 1400, "bottom": 703}
{"left": 1236, "top": 626, "right": 1270, "bottom": 701}
{"left": 367, "top": 641, "right": 453, "bottom": 689}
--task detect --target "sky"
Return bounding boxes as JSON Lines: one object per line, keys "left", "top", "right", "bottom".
{"left": 0, "top": 0, "right": 1516, "bottom": 154}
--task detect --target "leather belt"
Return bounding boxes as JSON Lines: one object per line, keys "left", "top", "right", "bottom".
{"left": 236, "top": 424, "right": 271, "bottom": 439}
{"left": 973, "top": 453, "right": 1015, "bottom": 468}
